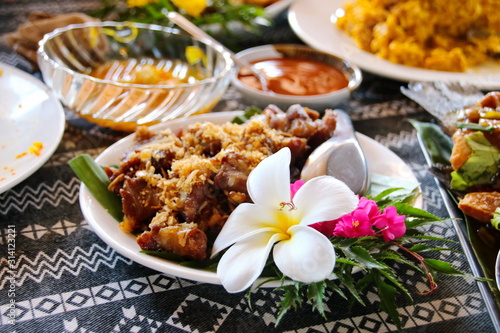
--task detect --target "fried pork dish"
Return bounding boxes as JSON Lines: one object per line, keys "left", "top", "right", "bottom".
{"left": 336, "top": 0, "right": 500, "bottom": 72}
{"left": 449, "top": 92, "right": 500, "bottom": 223}
{"left": 105, "top": 105, "right": 338, "bottom": 261}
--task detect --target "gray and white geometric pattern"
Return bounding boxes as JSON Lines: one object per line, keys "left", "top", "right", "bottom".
{"left": 0, "top": 2, "right": 497, "bottom": 332}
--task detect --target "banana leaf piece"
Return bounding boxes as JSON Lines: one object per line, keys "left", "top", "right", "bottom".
{"left": 411, "top": 119, "right": 500, "bottom": 330}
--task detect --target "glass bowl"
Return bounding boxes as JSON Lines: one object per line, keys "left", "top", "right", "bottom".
{"left": 37, "top": 21, "right": 234, "bottom": 131}
{"left": 230, "top": 44, "right": 362, "bottom": 111}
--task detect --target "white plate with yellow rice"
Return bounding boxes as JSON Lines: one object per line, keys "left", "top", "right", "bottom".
{"left": 288, "top": 0, "right": 500, "bottom": 90}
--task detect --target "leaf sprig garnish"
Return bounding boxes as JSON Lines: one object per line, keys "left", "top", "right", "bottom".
{"left": 91, "top": 0, "right": 270, "bottom": 37}
{"left": 250, "top": 189, "right": 482, "bottom": 331}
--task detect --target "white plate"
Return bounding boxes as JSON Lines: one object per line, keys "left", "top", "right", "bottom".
{"left": 288, "top": 0, "right": 500, "bottom": 90}
{"left": 0, "top": 63, "right": 65, "bottom": 194}
{"left": 80, "top": 111, "right": 421, "bottom": 285}
{"left": 497, "top": 250, "right": 500, "bottom": 290}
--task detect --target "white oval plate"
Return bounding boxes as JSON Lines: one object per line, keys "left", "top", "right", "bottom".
{"left": 80, "top": 111, "right": 420, "bottom": 285}
{"left": 0, "top": 63, "right": 65, "bottom": 194}
{"left": 288, "top": 0, "right": 500, "bottom": 90}
{"left": 496, "top": 250, "right": 500, "bottom": 290}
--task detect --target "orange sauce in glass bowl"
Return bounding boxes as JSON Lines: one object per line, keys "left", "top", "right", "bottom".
{"left": 237, "top": 58, "right": 349, "bottom": 96}
{"left": 87, "top": 58, "right": 204, "bottom": 85}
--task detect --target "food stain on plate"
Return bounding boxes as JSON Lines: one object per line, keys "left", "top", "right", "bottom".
{"left": 0, "top": 141, "right": 44, "bottom": 181}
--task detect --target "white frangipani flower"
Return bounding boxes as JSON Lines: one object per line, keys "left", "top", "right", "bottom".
{"left": 211, "top": 148, "right": 359, "bottom": 293}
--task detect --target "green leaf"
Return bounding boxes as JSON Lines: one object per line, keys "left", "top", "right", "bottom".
{"left": 400, "top": 189, "right": 421, "bottom": 205}
{"left": 394, "top": 202, "right": 441, "bottom": 220}
{"left": 69, "top": 154, "right": 123, "bottom": 222}
{"left": 180, "top": 258, "right": 220, "bottom": 270}
{"left": 372, "top": 187, "right": 406, "bottom": 202}
{"left": 409, "top": 234, "right": 458, "bottom": 243}
{"left": 325, "top": 280, "right": 348, "bottom": 300}
{"left": 491, "top": 207, "right": 500, "bottom": 230}
{"left": 423, "top": 259, "right": 464, "bottom": 275}
{"left": 276, "top": 283, "right": 302, "bottom": 325}
{"left": 335, "top": 258, "right": 366, "bottom": 271}
{"left": 408, "top": 119, "right": 453, "bottom": 165}
{"left": 307, "top": 282, "right": 327, "bottom": 318}
{"left": 336, "top": 270, "right": 366, "bottom": 306}
{"left": 254, "top": 276, "right": 282, "bottom": 289}
{"left": 456, "top": 122, "right": 495, "bottom": 132}
{"left": 404, "top": 218, "right": 432, "bottom": 229}
{"left": 406, "top": 244, "right": 431, "bottom": 252}
{"left": 354, "top": 271, "right": 375, "bottom": 294}
{"left": 368, "top": 174, "right": 420, "bottom": 205}
{"left": 141, "top": 250, "right": 220, "bottom": 270}
{"left": 405, "top": 217, "right": 441, "bottom": 229}
{"left": 376, "top": 268, "right": 413, "bottom": 303}
{"left": 375, "top": 273, "right": 402, "bottom": 330}
{"left": 407, "top": 244, "right": 461, "bottom": 254}
{"left": 231, "top": 106, "right": 263, "bottom": 124}
{"left": 374, "top": 250, "right": 423, "bottom": 273}
{"left": 343, "top": 246, "right": 388, "bottom": 270}
{"left": 332, "top": 237, "right": 364, "bottom": 247}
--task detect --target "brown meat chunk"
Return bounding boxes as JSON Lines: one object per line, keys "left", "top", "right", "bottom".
{"left": 479, "top": 91, "right": 500, "bottom": 109}
{"left": 458, "top": 191, "right": 500, "bottom": 223}
{"left": 150, "top": 149, "right": 176, "bottom": 175}
{"left": 214, "top": 151, "right": 254, "bottom": 195}
{"left": 182, "top": 182, "right": 217, "bottom": 223}
{"left": 106, "top": 157, "right": 143, "bottom": 193}
{"left": 279, "top": 137, "right": 308, "bottom": 164}
{"left": 137, "top": 224, "right": 208, "bottom": 261}
{"left": 119, "top": 177, "right": 161, "bottom": 232}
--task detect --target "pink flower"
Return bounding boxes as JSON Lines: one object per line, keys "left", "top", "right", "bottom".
{"left": 332, "top": 209, "right": 376, "bottom": 238}
{"left": 291, "top": 180, "right": 407, "bottom": 241}
{"left": 290, "top": 180, "right": 305, "bottom": 198}
{"left": 310, "top": 197, "right": 380, "bottom": 238}
{"left": 373, "top": 206, "right": 406, "bottom": 242}
{"left": 357, "top": 197, "right": 382, "bottom": 219}
{"left": 332, "top": 197, "right": 380, "bottom": 238}
{"left": 309, "top": 217, "right": 338, "bottom": 236}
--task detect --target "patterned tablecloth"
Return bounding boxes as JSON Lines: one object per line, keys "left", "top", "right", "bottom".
{"left": 0, "top": 1, "right": 499, "bottom": 332}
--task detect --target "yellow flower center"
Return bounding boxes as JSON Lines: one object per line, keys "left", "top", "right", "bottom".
{"left": 273, "top": 204, "right": 298, "bottom": 238}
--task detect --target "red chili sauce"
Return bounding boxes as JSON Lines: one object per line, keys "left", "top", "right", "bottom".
{"left": 237, "top": 57, "right": 349, "bottom": 96}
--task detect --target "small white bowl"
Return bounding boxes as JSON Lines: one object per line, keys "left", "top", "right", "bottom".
{"left": 230, "top": 44, "right": 362, "bottom": 110}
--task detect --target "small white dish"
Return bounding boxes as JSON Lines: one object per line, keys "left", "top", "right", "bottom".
{"left": 80, "top": 111, "right": 419, "bottom": 286}
{"left": 230, "top": 44, "right": 362, "bottom": 111}
{"left": 0, "top": 63, "right": 65, "bottom": 194}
